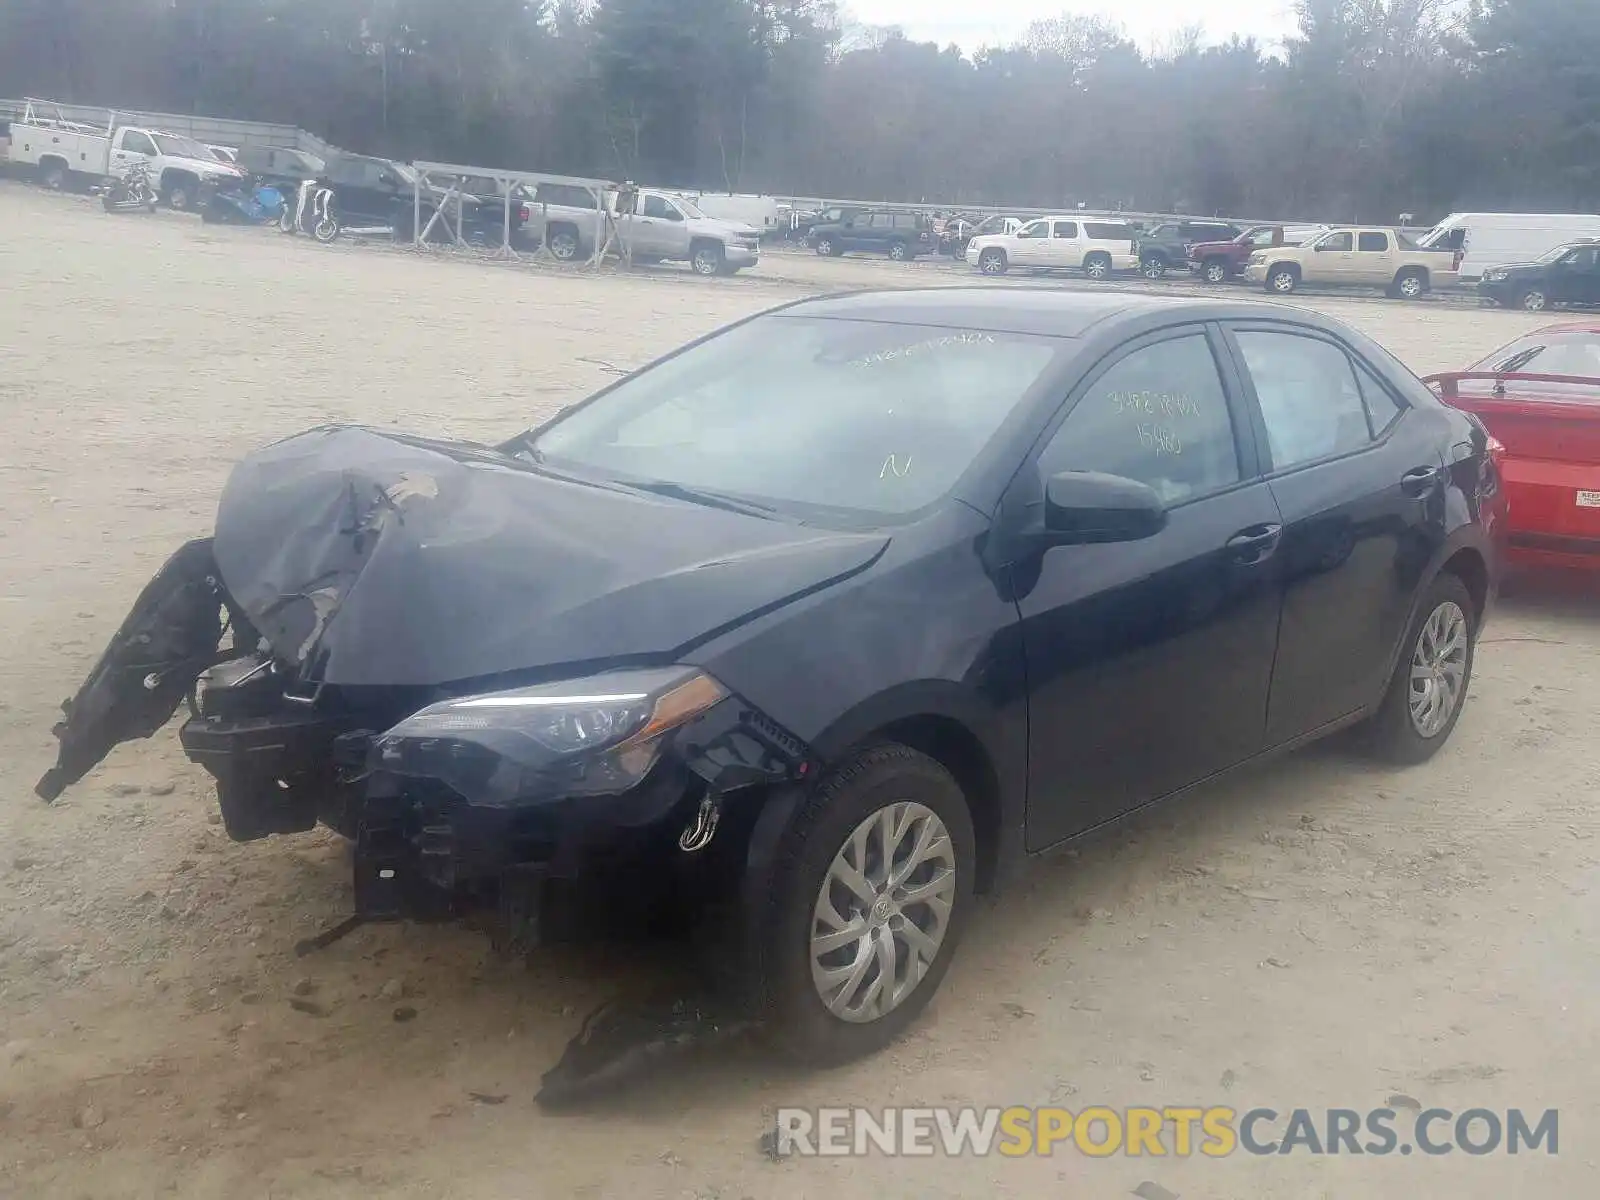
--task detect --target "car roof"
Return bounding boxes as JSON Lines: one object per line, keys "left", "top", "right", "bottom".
{"left": 779, "top": 287, "right": 1325, "bottom": 339}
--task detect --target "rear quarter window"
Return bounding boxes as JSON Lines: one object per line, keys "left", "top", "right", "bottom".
{"left": 1085, "top": 222, "right": 1135, "bottom": 241}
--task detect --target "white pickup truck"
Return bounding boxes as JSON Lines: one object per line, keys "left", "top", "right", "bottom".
{"left": 7, "top": 103, "right": 242, "bottom": 210}
{"left": 525, "top": 182, "right": 762, "bottom": 275}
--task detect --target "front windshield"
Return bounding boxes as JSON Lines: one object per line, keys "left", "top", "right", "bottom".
{"left": 152, "top": 134, "right": 215, "bottom": 160}
{"left": 1538, "top": 243, "right": 1578, "bottom": 263}
{"left": 524, "top": 315, "right": 1066, "bottom": 520}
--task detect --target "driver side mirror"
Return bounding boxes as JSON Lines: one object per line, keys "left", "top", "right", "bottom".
{"left": 1044, "top": 471, "right": 1166, "bottom": 544}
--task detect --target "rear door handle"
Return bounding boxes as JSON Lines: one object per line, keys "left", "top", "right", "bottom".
{"left": 1401, "top": 465, "right": 1446, "bottom": 497}
{"left": 1226, "top": 523, "right": 1282, "bottom": 564}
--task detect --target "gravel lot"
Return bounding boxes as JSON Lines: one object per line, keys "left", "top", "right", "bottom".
{"left": 1, "top": 183, "right": 1597, "bottom": 1198}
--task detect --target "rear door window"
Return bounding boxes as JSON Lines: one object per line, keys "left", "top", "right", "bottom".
{"left": 1052, "top": 221, "right": 1079, "bottom": 238}
{"left": 1357, "top": 232, "right": 1390, "bottom": 252}
{"left": 1234, "top": 331, "right": 1373, "bottom": 470}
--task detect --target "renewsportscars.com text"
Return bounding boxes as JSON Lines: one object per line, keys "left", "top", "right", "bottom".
{"left": 773, "top": 1105, "right": 1559, "bottom": 1158}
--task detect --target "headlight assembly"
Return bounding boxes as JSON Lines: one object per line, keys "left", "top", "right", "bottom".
{"left": 373, "top": 666, "right": 727, "bottom": 806}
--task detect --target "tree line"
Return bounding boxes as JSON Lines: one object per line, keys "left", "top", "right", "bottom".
{"left": 1, "top": 0, "right": 1595, "bottom": 222}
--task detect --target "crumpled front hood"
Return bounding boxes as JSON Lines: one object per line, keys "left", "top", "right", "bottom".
{"left": 213, "top": 426, "right": 888, "bottom": 688}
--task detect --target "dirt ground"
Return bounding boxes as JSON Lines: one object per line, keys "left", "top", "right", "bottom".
{"left": 1, "top": 183, "right": 1597, "bottom": 1199}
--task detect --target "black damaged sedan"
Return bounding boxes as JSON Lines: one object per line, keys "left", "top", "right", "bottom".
{"left": 41, "top": 290, "right": 1504, "bottom": 1064}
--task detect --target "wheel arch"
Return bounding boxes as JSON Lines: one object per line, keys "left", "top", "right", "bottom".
{"left": 1373, "top": 532, "right": 1495, "bottom": 710}
{"left": 805, "top": 683, "right": 1021, "bottom": 895}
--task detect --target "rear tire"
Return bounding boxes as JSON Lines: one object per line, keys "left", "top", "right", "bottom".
{"left": 1083, "top": 252, "right": 1112, "bottom": 281}
{"left": 887, "top": 240, "right": 909, "bottom": 261}
{"left": 749, "top": 743, "right": 975, "bottom": 1066}
{"left": 40, "top": 161, "right": 68, "bottom": 191}
{"left": 312, "top": 217, "right": 340, "bottom": 244}
{"left": 1362, "top": 572, "right": 1476, "bottom": 765}
{"left": 1394, "top": 269, "right": 1427, "bottom": 300}
{"left": 547, "top": 225, "right": 581, "bottom": 261}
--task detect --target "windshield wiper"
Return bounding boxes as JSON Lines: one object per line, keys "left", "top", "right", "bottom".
{"left": 625, "top": 480, "right": 781, "bottom": 519}
{"left": 1494, "top": 347, "right": 1543, "bottom": 374}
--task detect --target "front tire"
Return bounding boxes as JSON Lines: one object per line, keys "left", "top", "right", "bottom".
{"left": 978, "top": 248, "right": 1007, "bottom": 276}
{"left": 1363, "top": 572, "right": 1476, "bottom": 764}
{"left": 1266, "top": 264, "right": 1299, "bottom": 294}
{"left": 750, "top": 743, "right": 975, "bottom": 1065}
{"left": 1202, "top": 259, "right": 1229, "bottom": 284}
{"left": 1519, "top": 288, "right": 1548, "bottom": 312}
{"left": 312, "top": 217, "right": 340, "bottom": 244}
{"left": 1141, "top": 254, "right": 1166, "bottom": 279}
{"left": 691, "top": 241, "right": 725, "bottom": 276}
{"left": 165, "top": 179, "right": 195, "bottom": 211}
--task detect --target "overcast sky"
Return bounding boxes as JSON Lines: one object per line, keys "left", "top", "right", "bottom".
{"left": 846, "top": 0, "right": 1301, "bottom": 55}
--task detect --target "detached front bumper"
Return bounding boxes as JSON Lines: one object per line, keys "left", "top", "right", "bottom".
{"left": 1243, "top": 263, "right": 1268, "bottom": 283}
{"left": 725, "top": 243, "right": 760, "bottom": 268}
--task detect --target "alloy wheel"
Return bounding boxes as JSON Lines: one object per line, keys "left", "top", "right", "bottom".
{"left": 1205, "top": 262, "right": 1227, "bottom": 284}
{"left": 810, "top": 801, "right": 957, "bottom": 1024}
{"left": 1271, "top": 270, "right": 1296, "bottom": 293}
{"left": 1399, "top": 274, "right": 1424, "bottom": 298}
{"left": 1142, "top": 257, "right": 1165, "bottom": 279}
{"left": 1521, "top": 290, "right": 1547, "bottom": 312}
{"left": 1408, "top": 601, "right": 1468, "bottom": 738}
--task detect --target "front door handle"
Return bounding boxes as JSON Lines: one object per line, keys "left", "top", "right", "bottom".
{"left": 1401, "top": 465, "right": 1446, "bottom": 497}
{"left": 1226, "top": 523, "right": 1282, "bottom": 564}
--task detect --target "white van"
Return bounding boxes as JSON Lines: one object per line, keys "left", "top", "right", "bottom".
{"left": 1416, "top": 213, "right": 1600, "bottom": 282}
{"left": 674, "top": 192, "right": 781, "bottom": 237}
{"left": 965, "top": 216, "right": 1138, "bottom": 279}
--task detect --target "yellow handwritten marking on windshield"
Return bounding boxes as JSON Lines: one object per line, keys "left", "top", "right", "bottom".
{"left": 851, "top": 331, "right": 997, "bottom": 367}
{"left": 881, "top": 454, "right": 913, "bottom": 479}
{"left": 1110, "top": 391, "right": 1199, "bottom": 418}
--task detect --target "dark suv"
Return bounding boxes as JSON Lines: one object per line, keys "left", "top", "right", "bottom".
{"left": 1137, "top": 219, "right": 1241, "bottom": 279}
{"left": 808, "top": 210, "right": 934, "bottom": 261}
{"left": 1477, "top": 241, "right": 1600, "bottom": 311}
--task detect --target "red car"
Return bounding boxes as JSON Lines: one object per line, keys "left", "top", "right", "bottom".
{"left": 1425, "top": 322, "right": 1600, "bottom": 571}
